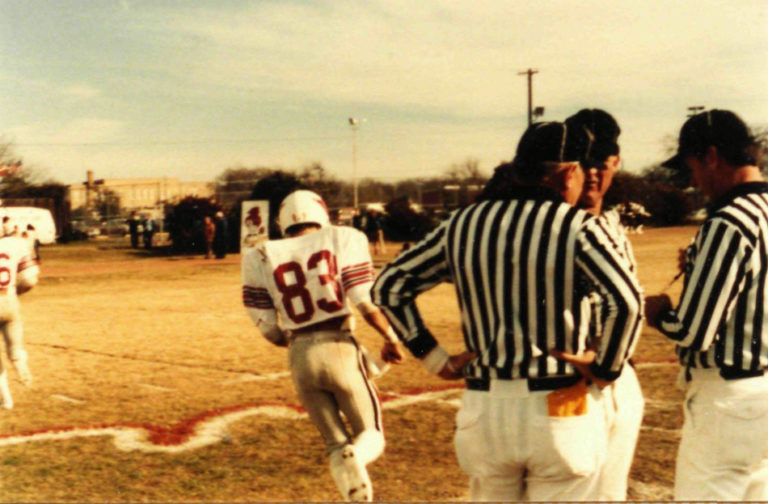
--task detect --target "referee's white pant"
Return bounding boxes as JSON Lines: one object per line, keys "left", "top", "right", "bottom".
{"left": 454, "top": 377, "right": 607, "bottom": 502}
{"left": 599, "top": 364, "right": 644, "bottom": 500}
{"left": 675, "top": 367, "right": 768, "bottom": 501}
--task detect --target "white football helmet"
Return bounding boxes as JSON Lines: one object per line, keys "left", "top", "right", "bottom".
{"left": 277, "top": 190, "right": 330, "bottom": 235}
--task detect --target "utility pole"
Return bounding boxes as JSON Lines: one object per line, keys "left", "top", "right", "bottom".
{"left": 687, "top": 105, "right": 705, "bottom": 117}
{"left": 348, "top": 118, "right": 364, "bottom": 209}
{"left": 518, "top": 68, "right": 539, "bottom": 126}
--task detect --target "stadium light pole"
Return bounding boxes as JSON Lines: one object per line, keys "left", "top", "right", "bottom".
{"left": 348, "top": 117, "right": 364, "bottom": 209}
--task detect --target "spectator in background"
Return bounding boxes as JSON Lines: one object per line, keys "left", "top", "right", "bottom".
{"left": 24, "top": 225, "right": 39, "bottom": 261}
{"left": 352, "top": 208, "right": 365, "bottom": 232}
{"left": 143, "top": 216, "right": 154, "bottom": 250}
{"left": 364, "top": 209, "right": 385, "bottom": 255}
{"left": 127, "top": 211, "right": 140, "bottom": 249}
{"left": 213, "top": 211, "right": 228, "bottom": 259}
{"left": 203, "top": 215, "right": 215, "bottom": 259}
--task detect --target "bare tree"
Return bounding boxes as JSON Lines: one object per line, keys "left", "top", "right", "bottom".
{"left": 444, "top": 158, "right": 486, "bottom": 185}
{"left": 297, "top": 163, "right": 346, "bottom": 209}
{"left": 214, "top": 165, "right": 279, "bottom": 210}
{"left": 0, "top": 139, "right": 58, "bottom": 195}
{"left": 95, "top": 188, "right": 121, "bottom": 220}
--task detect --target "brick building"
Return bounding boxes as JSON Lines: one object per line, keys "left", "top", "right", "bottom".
{"left": 69, "top": 170, "right": 214, "bottom": 212}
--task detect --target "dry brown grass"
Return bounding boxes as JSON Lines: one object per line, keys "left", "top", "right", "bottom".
{"left": 0, "top": 228, "right": 697, "bottom": 502}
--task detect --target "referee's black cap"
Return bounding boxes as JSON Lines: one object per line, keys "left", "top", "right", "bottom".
{"left": 512, "top": 122, "right": 593, "bottom": 182}
{"left": 662, "top": 109, "right": 755, "bottom": 170}
{"left": 565, "top": 109, "right": 620, "bottom": 164}
{"left": 515, "top": 121, "right": 593, "bottom": 164}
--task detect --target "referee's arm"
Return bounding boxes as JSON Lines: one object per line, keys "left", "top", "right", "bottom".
{"left": 654, "top": 218, "right": 751, "bottom": 351}
{"left": 576, "top": 219, "right": 644, "bottom": 381}
{"left": 371, "top": 221, "right": 453, "bottom": 373}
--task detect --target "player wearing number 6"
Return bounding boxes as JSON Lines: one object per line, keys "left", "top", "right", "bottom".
{"left": 0, "top": 234, "right": 40, "bottom": 410}
{"left": 241, "top": 190, "right": 403, "bottom": 502}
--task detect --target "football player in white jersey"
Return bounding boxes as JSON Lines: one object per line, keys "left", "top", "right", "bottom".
{"left": 242, "top": 190, "right": 403, "bottom": 502}
{"left": 0, "top": 234, "right": 40, "bottom": 409}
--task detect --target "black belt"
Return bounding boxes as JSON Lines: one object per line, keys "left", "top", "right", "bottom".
{"left": 465, "top": 374, "right": 582, "bottom": 392}
{"left": 719, "top": 367, "right": 765, "bottom": 381}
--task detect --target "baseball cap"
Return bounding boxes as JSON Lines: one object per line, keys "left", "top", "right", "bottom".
{"left": 513, "top": 121, "right": 593, "bottom": 180}
{"left": 662, "top": 109, "right": 755, "bottom": 170}
{"left": 565, "top": 109, "right": 620, "bottom": 164}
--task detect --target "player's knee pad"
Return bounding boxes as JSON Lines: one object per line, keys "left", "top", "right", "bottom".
{"left": 353, "top": 429, "right": 385, "bottom": 466}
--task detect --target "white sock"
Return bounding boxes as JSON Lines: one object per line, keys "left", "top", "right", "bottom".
{"left": 0, "top": 371, "right": 13, "bottom": 409}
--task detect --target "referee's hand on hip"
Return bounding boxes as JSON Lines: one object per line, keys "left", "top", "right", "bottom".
{"left": 437, "top": 351, "right": 476, "bottom": 380}
{"left": 644, "top": 294, "right": 672, "bottom": 328}
{"left": 549, "top": 349, "right": 611, "bottom": 389}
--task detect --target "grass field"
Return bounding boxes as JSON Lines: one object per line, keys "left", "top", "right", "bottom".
{"left": 0, "top": 227, "right": 697, "bottom": 502}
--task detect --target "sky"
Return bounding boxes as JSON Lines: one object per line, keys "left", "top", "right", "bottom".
{"left": 1, "top": 0, "right": 767, "bottom": 186}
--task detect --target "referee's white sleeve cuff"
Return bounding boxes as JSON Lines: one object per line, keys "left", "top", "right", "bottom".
{"left": 421, "top": 345, "right": 450, "bottom": 375}
{"left": 384, "top": 326, "right": 399, "bottom": 344}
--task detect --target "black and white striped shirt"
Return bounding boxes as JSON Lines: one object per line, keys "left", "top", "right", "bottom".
{"left": 657, "top": 182, "right": 768, "bottom": 373}
{"left": 372, "top": 188, "right": 643, "bottom": 381}
{"left": 586, "top": 210, "right": 640, "bottom": 340}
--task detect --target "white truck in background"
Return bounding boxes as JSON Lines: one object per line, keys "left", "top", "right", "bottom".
{"left": 0, "top": 207, "right": 57, "bottom": 244}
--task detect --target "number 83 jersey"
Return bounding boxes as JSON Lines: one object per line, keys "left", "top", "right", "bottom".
{"left": 242, "top": 225, "right": 376, "bottom": 331}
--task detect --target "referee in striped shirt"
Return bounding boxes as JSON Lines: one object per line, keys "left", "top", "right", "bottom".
{"left": 567, "top": 108, "right": 645, "bottom": 501}
{"left": 646, "top": 109, "right": 768, "bottom": 501}
{"left": 372, "top": 121, "right": 643, "bottom": 501}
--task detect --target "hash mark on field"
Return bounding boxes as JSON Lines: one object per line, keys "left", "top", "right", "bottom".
{"left": 0, "top": 385, "right": 463, "bottom": 454}
{"left": 644, "top": 398, "right": 680, "bottom": 408}
{"left": 635, "top": 360, "right": 677, "bottom": 369}
{"left": 641, "top": 425, "right": 681, "bottom": 435}
{"left": 51, "top": 395, "right": 86, "bottom": 404}
{"left": 138, "top": 383, "right": 175, "bottom": 392}
{"left": 223, "top": 372, "right": 291, "bottom": 384}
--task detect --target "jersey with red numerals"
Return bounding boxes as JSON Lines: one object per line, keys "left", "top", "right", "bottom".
{"left": 242, "top": 225, "right": 375, "bottom": 331}
{"left": 0, "top": 236, "right": 38, "bottom": 297}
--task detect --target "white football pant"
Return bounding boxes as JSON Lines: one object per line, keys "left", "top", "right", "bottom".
{"left": 289, "top": 330, "right": 383, "bottom": 501}
{"left": 675, "top": 368, "right": 768, "bottom": 501}
{"left": 454, "top": 379, "right": 607, "bottom": 502}
{"left": 599, "top": 365, "right": 644, "bottom": 500}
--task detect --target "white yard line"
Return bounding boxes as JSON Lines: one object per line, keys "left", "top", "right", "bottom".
{"left": 635, "top": 361, "right": 677, "bottom": 369}
{"left": 138, "top": 383, "right": 176, "bottom": 392}
{"left": 50, "top": 394, "right": 87, "bottom": 405}
{"left": 641, "top": 425, "right": 681, "bottom": 435}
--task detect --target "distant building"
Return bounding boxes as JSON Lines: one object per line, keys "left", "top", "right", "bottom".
{"left": 421, "top": 183, "right": 483, "bottom": 210}
{"left": 68, "top": 170, "right": 214, "bottom": 212}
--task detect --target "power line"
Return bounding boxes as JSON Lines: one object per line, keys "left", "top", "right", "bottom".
{"left": 10, "top": 123, "right": 524, "bottom": 149}
{"left": 13, "top": 135, "right": 346, "bottom": 148}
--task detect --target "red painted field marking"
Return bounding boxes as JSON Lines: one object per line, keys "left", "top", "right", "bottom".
{"left": 0, "top": 385, "right": 463, "bottom": 453}
{"left": 0, "top": 360, "right": 682, "bottom": 453}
